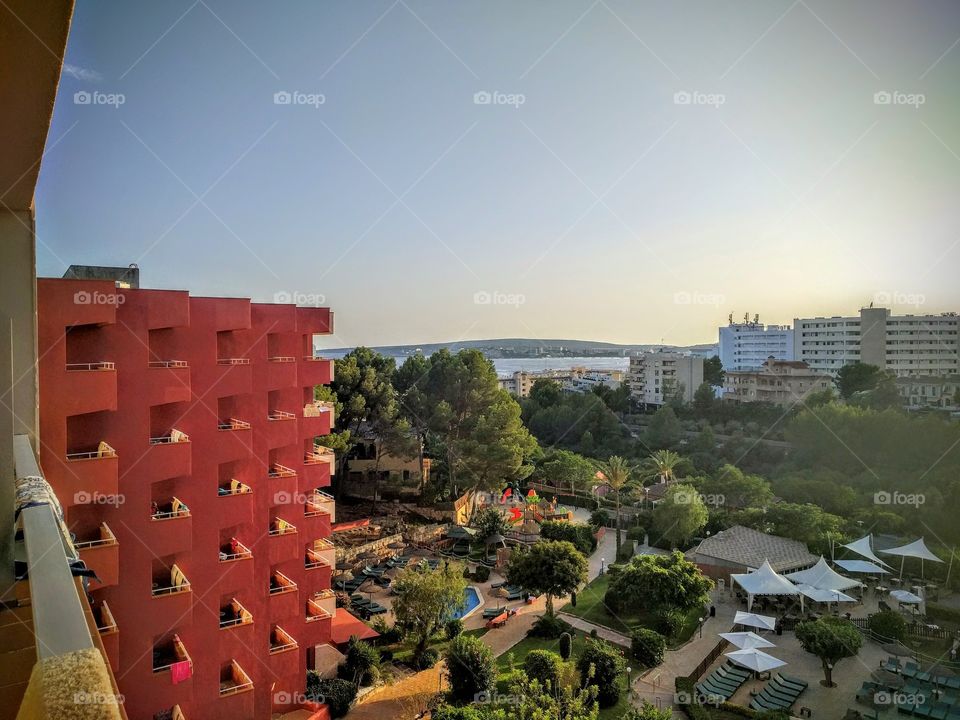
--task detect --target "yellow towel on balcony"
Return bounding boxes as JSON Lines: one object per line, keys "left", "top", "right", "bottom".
{"left": 171, "top": 564, "right": 186, "bottom": 588}
{"left": 171, "top": 498, "right": 186, "bottom": 514}
{"left": 170, "top": 429, "right": 189, "bottom": 443}
{"left": 96, "top": 442, "right": 113, "bottom": 458}
{"left": 276, "top": 518, "right": 290, "bottom": 532}
{"left": 16, "top": 647, "right": 122, "bottom": 720}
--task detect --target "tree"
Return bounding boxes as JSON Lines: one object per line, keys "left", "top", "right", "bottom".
{"left": 599, "top": 455, "right": 632, "bottom": 557}
{"left": 693, "top": 382, "right": 717, "bottom": 416}
{"left": 577, "top": 639, "right": 627, "bottom": 708}
{"left": 506, "top": 540, "right": 587, "bottom": 616}
{"left": 652, "top": 484, "right": 708, "bottom": 548}
{"left": 623, "top": 702, "right": 673, "bottom": 720}
{"left": 524, "top": 649, "right": 564, "bottom": 688}
{"left": 482, "top": 673, "right": 599, "bottom": 720}
{"left": 472, "top": 506, "right": 508, "bottom": 540}
{"left": 795, "top": 616, "right": 863, "bottom": 687}
{"left": 539, "top": 520, "right": 597, "bottom": 556}
{"left": 631, "top": 628, "right": 666, "bottom": 667}
{"left": 645, "top": 405, "right": 683, "bottom": 449}
{"left": 698, "top": 464, "right": 773, "bottom": 509}
{"left": 868, "top": 610, "right": 907, "bottom": 642}
{"left": 391, "top": 560, "right": 466, "bottom": 660}
{"left": 559, "top": 631, "right": 573, "bottom": 660}
{"left": 529, "top": 378, "right": 562, "bottom": 407}
{"left": 432, "top": 707, "right": 484, "bottom": 720}
{"left": 445, "top": 632, "right": 496, "bottom": 702}
{"left": 703, "top": 355, "right": 724, "bottom": 387}
{"left": 637, "top": 449, "right": 687, "bottom": 485}
{"left": 536, "top": 449, "right": 597, "bottom": 496}
{"left": 610, "top": 551, "right": 712, "bottom": 613}
{"left": 835, "top": 362, "right": 884, "bottom": 399}
{"left": 341, "top": 636, "right": 380, "bottom": 686}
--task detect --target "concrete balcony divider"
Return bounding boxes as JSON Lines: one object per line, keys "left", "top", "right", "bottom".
{"left": 146, "top": 361, "right": 191, "bottom": 405}
{"left": 266, "top": 356, "right": 298, "bottom": 389}
{"left": 75, "top": 522, "right": 120, "bottom": 587}
{"left": 63, "top": 444, "right": 119, "bottom": 507}
{"left": 144, "top": 434, "right": 192, "bottom": 481}
{"left": 298, "top": 357, "right": 334, "bottom": 387}
{"left": 63, "top": 362, "right": 118, "bottom": 415}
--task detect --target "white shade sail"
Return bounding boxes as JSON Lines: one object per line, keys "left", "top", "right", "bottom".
{"left": 890, "top": 589, "right": 923, "bottom": 604}
{"left": 795, "top": 584, "right": 856, "bottom": 603}
{"left": 719, "top": 632, "right": 776, "bottom": 650}
{"left": 878, "top": 538, "right": 943, "bottom": 563}
{"left": 842, "top": 534, "right": 891, "bottom": 567}
{"left": 835, "top": 560, "right": 889, "bottom": 574}
{"left": 734, "top": 611, "right": 777, "bottom": 631}
{"left": 785, "top": 556, "right": 863, "bottom": 591}
{"left": 725, "top": 648, "right": 787, "bottom": 672}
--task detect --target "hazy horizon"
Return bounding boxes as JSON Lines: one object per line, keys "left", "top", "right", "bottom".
{"left": 35, "top": 0, "right": 960, "bottom": 347}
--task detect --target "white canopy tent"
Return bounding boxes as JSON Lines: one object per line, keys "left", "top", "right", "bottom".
{"left": 719, "top": 632, "right": 776, "bottom": 650}
{"left": 725, "top": 648, "right": 787, "bottom": 673}
{"left": 785, "top": 556, "right": 863, "bottom": 591}
{"left": 734, "top": 611, "right": 777, "bottom": 632}
{"left": 879, "top": 538, "right": 943, "bottom": 580}
{"left": 795, "top": 584, "right": 856, "bottom": 604}
{"left": 732, "top": 560, "right": 801, "bottom": 611}
{"left": 841, "top": 534, "right": 891, "bottom": 568}
{"left": 835, "top": 559, "right": 889, "bottom": 575}
{"left": 890, "top": 589, "right": 922, "bottom": 604}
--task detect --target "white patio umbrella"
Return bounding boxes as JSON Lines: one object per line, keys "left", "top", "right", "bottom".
{"left": 719, "top": 632, "right": 776, "bottom": 650}
{"left": 734, "top": 610, "right": 777, "bottom": 632}
{"left": 725, "top": 648, "right": 787, "bottom": 673}
{"left": 890, "top": 589, "right": 922, "bottom": 604}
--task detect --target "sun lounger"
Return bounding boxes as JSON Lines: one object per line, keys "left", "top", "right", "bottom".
{"left": 759, "top": 685, "right": 798, "bottom": 706}
{"left": 716, "top": 665, "right": 748, "bottom": 685}
{"left": 722, "top": 663, "right": 751, "bottom": 680}
{"left": 486, "top": 612, "right": 509, "bottom": 629}
{"left": 769, "top": 677, "right": 802, "bottom": 698}
{"left": 703, "top": 675, "right": 739, "bottom": 694}
{"left": 775, "top": 673, "right": 809, "bottom": 690}
{"left": 482, "top": 607, "right": 503, "bottom": 619}
{"left": 699, "top": 679, "right": 735, "bottom": 699}
{"left": 885, "top": 658, "right": 905, "bottom": 674}
{"left": 697, "top": 683, "right": 731, "bottom": 701}
{"left": 750, "top": 695, "right": 784, "bottom": 712}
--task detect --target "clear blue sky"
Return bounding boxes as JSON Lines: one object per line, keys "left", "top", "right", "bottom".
{"left": 36, "top": 0, "right": 960, "bottom": 348}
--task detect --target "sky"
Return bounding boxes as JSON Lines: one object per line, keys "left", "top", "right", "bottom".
{"left": 36, "top": 0, "right": 960, "bottom": 349}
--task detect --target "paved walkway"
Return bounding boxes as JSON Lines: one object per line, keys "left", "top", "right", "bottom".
{"left": 349, "top": 663, "right": 444, "bottom": 720}
{"left": 558, "top": 612, "right": 631, "bottom": 648}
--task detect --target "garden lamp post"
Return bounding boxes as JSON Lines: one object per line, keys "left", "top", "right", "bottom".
{"left": 600, "top": 557, "right": 606, "bottom": 576}
{"left": 699, "top": 617, "right": 705, "bottom": 638}
{"left": 626, "top": 666, "right": 632, "bottom": 688}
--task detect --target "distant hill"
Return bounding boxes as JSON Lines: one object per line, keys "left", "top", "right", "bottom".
{"left": 318, "top": 338, "right": 718, "bottom": 359}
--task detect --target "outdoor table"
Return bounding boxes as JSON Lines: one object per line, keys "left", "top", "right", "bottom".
{"left": 876, "top": 586, "right": 888, "bottom": 592}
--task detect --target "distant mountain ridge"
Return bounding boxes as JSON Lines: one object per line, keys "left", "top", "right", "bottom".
{"left": 318, "top": 338, "right": 717, "bottom": 358}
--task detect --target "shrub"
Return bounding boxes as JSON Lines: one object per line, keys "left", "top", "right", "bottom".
{"left": 445, "top": 617, "right": 464, "bottom": 640}
{"left": 524, "top": 649, "right": 564, "bottom": 688}
{"left": 559, "top": 631, "right": 572, "bottom": 660}
{"left": 474, "top": 565, "right": 491, "bottom": 582}
{"left": 305, "top": 675, "right": 357, "bottom": 719}
{"left": 590, "top": 508, "right": 610, "bottom": 528}
{"left": 414, "top": 648, "right": 439, "bottom": 670}
{"left": 529, "top": 613, "right": 571, "bottom": 639}
{"left": 603, "top": 586, "right": 621, "bottom": 612}
{"left": 631, "top": 628, "right": 666, "bottom": 667}
{"left": 577, "top": 638, "right": 626, "bottom": 707}
{"left": 869, "top": 610, "right": 908, "bottom": 642}
{"left": 654, "top": 608, "right": 684, "bottom": 639}
{"left": 627, "top": 525, "right": 646, "bottom": 542}
{"left": 341, "top": 636, "right": 381, "bottom": 686}
{"left": 444, "top": 634, "right": 496, "bottom": 702}
{"left": 617, "top": 542, "right": 635, "bottom": 562}
{"left": 432, "top": 706, "right": 484, "bottom": 720}
{"left": 370, "top": 616, "right": 401, "bottom": 644}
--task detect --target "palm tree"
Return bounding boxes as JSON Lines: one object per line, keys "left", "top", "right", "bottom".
{"left": 637, "top": 449, "right": 685, "bottom": 485}
{"left": 599, "top": 456, "right": 632, "bottom": 559}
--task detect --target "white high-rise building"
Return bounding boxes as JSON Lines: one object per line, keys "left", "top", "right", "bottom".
{"left": 719, "top": 316, "right": 794, "bottom": 371}
{"left": 628, "top": 352, "right": 703, "bottom": 406}
{"left": 794, "top": 307, "right": 959, "bottom": 377}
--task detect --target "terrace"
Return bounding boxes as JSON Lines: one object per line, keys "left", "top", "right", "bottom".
{"left": 218, "top": 660, "right": 253, "bottom": 696}
{"left": 152, "top": 634, "right": 191, "bottom": 674}
{"left": 269, "top": 626, "right": 298, "bottom": 654}
{"left": 218, "top": 599, "right": 252, "bottom": 629}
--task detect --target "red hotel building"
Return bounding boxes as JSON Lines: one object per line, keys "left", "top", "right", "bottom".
{"left": 37, "top": 277, "right": 339, "bottom": 720}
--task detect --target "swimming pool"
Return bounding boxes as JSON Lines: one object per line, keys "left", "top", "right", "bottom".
{"left": 449, "top": 586, "right": 482, "bottom": 620}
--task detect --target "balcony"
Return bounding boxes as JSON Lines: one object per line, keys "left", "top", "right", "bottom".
{"left": 269, "top": 571, "right": 299, "bottom": 619}
{"left": 219, "top": 598, "right": 253, "bottom": 630}
{"left": 302, "top": 444, "right": 334, "bottom": 486}
{"left": 299, "top": 356, "right": 334, "bottom": 387}
{"left": 213, "top": 357, "right": 252, "bottom": 397}
{"left": 146, "top": 360, "right": 191, "bottom": 406}
{"left": 146, "top": 431, "right": 192, "bottom": 479}
{"left": 64, "top": 442, "right": 119, "bottom": 507}
{"left": 63, "top": 362, "right": 118, "bottom": 415}
{"left": 217, "top": 480, "right": 254, "bottom": 525}
{"left": 218, "top": 538, "right": 254, "bottom": 589}
{"left": 75, "top": 523, "right": 119, "bottom": 587}
{"left": 268, "top": 517, "right": 299, "bottom": 564}
{"left": 266, "top": 355, "right": 297, "bottom": 389}
{"left": 95, "top": 601, "right": 119, "bottom": 672}
{"left": 219, "top": 659, "right": 253, "bottom": 697}
{"left": 268, "top": 462, "right": 298, "bottom": 499}
{"left": 304, "top": 548, "right": 330, "bottom": 571}
{"left": 305, "top": 490, "right": 335, "bottom": 522}
{"left": 301, "top": 400, "right": 334, "bottom": 437}
{"left": 303, "top": 493, "right": 333, "bottom": 538}
{"left": 305, "top": 595, "right": 332, "bottom": 623}
{"left": 152, "top": 634, "right": 192, "bottom": 676}
{"left": 269, "top": 625, "right": 298, "bottom": 654}
{"left": 152, "top": 497, "right": 190, "bottom": 521}
{"left": 215, "top": 417, "right": 253, "bottom": 461}
{"left": 145, "top": 499, "right": 193, "bottom": 555}
{"left": 264, "top": 409, "right": 298, "bottom": 448}
{"left": 152, "top": 563, "right": 191, "bottom": 598}
{"left": 217, "top": 417, "right": 250, "bottom": 431}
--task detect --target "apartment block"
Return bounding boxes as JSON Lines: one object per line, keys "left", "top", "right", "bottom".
{"left": 723, "top": 359, "right": 832, "bottom": 407}
{"left": 794, "top": 307, "right": 959, "bottom": 377}
{"left": 719, "top": 319, "right": 794, "bottom": 371}
{"left": 896, "top": 375, "right": 960, "bottom": 413}
{"left": 628, "top": 352, "right": 703, "bottom": 406}
{"left": 37, "top": 277, "right": 339, "bottom": 720}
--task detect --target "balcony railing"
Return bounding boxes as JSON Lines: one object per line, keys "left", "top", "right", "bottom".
{"left": 96, "top": 601, "right": 118, "bottom": 634}
{"left": 152, "top": 497, "right": 190, "bottom": 521}
{"left": 304, "top": 445, "right": 334, "bottom": 464}
{"left": 218, "top": 479, "right": 252, "bottom": 496}
{"left": 217, "top": 418, "right": 251, "bottom": 431}
{"left": 219, "top": 660, "right": 253, "bottom": 696}
{"left": 217, "top": 357, "right": 250, "bottom": 366}
{"left": 269, "top": 626, "right": 298, "bottom": 654}
{"left": 153, "top": 634, "right": 192, "bottom": 674}
{"left": 303, "top": 400, "right": 335, "bottom": 417}
{"left": 147, "top": 360, "right": 188, "bottom": 368}
{"left": 66, "top": 441, "right": 116, "bottom": 460}
{"left": 313, "top": 537, "right": 335, "bottom": 552}
{"left": 219, "top": 599, "right": 253, "bottom": 629}
{"left": 269, "top": 517, "right": 297, "bottom": 536}
{"left": 66, "top": 361, "right": 115, "bottom": 371}
{"left": 304, "top": 494, "right": 333, "bottom": 517}
{"left": 306, "top": 597, "right": 331, "bottom": 623}
{"left": 268, "top": 464, "right": 297, "bottom": 478}
{"left": 269, "top": 571, "right": 297, "bottom": 595}
{"left": 304, "top": 549, "right": 330, "bottom": 570}
{"left": 268, "top": 410, "right": 296, "bottom": 421}
{"left": 152, "top": 564, "right": 191, "bottom": 597}
{"left": 219, "top": 539, "right": 252, "bottom": 562}
{"left": 150, "top": 429, "right": 190, "bottom": 445}
{"left": 73, "top": 523, "right": 118, "bottom": 551}
{"left": 268, "top": 356, "right": 296, "bottom": 363}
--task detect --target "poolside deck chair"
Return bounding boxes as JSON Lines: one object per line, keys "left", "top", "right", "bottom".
{"left": 722, "top": 662, "right": 751, "bottom": 680}
{"left": 699, "top": 679, "right": 734, "bottom": 699}
{"left": 776, "top": 673, "right": 809, "bottom": 690}
{"left": 482, "top": 607, "right": 503, "bottom": 619}
{"left": 716, "top": 665, "right": 748, "bottom": 686}
{"left": 759, "top": 685, "right": 797, "bottom": 706}
{"left": 750, "top": 696, "right": 783, "bottom": 712}
{"left": 703, "top": 674, "right": 739, "bottom": 694}
{"left": 696, "top": 682, "right": 731, "bottom": 701}
{"left": 885, "top": 658, "right": 905, "bottom": 674}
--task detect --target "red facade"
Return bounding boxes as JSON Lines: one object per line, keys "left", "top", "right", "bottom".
{"left": 38, "top": 278, "right": 337, "bottom": 720}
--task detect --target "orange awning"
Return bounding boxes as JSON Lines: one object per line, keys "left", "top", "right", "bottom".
{"left": 329, "top": 610, "right": 379, "bottom": 645}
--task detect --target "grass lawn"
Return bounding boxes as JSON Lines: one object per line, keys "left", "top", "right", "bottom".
{"left": 560, "top": 574, "right": 703, "bottom": 648}
{"left": 495, "top": 632, "right": 632, "bottom": 720}
{"left": 386, "top": 627, "right": 488, "bottom": 665}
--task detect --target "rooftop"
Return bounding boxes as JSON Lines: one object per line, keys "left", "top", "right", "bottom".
{"left": 686, "top": 525, "right": 817, "bottom": 573}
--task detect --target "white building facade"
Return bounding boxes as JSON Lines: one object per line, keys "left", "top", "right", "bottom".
{"left": 719, "top": 320, "right": 794, "bottom": 371}
{"left": 628, "top": 352, "right": 703, "bottom": 406}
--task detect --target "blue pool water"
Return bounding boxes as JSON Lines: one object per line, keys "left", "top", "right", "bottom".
{"left": 449, "top": 586, "right": 482, "bottom": 620}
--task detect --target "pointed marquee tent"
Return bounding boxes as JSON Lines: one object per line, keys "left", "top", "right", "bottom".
{"left": 785, "top": 556, "right": 863, "bottom": 592}
{"left": 879, "top": 538, "right": 943, "bottom": 580}
{"left": 731, "top": 561, "right": 800, "bottom": 611}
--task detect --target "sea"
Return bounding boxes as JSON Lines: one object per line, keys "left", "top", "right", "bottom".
{"left": 322, "top": 351, "right": 629, "bottom": 378}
